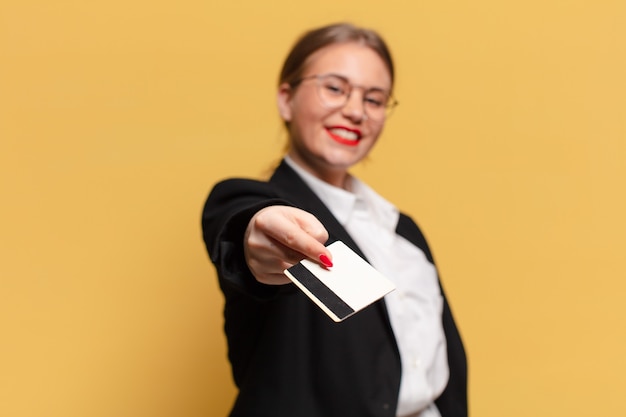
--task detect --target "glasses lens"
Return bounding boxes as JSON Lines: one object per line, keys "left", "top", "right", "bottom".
{"left": 316, "top": 75, "right": 349, "bottom": 108}
{"left": 363, "top": 90, "right": 390, "bottom": 120}
{"left": 384, "top": 98, "right": 398, "bottom": 117}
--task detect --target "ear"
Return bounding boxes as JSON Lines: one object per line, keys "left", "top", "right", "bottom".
{"left": 277, "top": 83, "right": 293, "bottom": 122}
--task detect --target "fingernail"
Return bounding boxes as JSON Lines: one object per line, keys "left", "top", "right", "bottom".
{"left": 319, "top": 254, "right": 333, "bottom": 268}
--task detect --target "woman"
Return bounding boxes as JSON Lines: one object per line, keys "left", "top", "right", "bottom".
{"left": 202, "top": 22, "right": 467, "bottom": 417}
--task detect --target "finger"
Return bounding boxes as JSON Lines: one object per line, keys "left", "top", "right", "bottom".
{"left": 266, "top": 219, "right": 326, "bottom": 259}
{"left": 295, "top": 212, "right": 333, "bottom": 268}
{"left": 289, "top": 210, "right": 333, "bottom": 267}
{"left": 275, "top": 219, "right": 332, "bottom": 268}
{"left": 246, "top": 257, "right": 293, "bottom": 285}
{"left": 293, "top": 210, "right": 330, "bottom": 244}
{"left": 253, "top": 206, "right": 332, "bottom": 268}
{"left": 265, "top": 236, "right": 308, "bottom": 266}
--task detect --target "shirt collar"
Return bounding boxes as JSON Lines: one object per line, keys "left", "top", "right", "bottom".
{"left": 351, "top": 176, "right": 399, "bottom": 234}
{"left": 284, "top": 156, "right": 356, "bottom": 225}
{"left": 284, "top": 156, "right": 399, "bottom": 233}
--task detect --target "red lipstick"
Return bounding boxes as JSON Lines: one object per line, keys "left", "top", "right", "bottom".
{"left": 325, "top": 126, "right": 362, "bottom": 146}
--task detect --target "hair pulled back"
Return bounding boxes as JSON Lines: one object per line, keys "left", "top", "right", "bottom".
{"left": 278, "top": 23, "right": 395, "bottom": 90}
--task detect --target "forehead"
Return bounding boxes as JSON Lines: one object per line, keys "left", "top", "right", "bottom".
{"left": 303, "top": 42, "right": 392, "bottom": 90}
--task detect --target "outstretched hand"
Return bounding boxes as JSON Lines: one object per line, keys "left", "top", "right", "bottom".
{"left": 244, "top": 205, "right": 332, "bottom": 285}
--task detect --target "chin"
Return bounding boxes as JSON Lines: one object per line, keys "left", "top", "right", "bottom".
{"left": 324, "top": 154, "right": 363, "bottom": 170}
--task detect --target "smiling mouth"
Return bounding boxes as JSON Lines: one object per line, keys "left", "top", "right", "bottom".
{"left": 326, "top": 127, "right": 361, "bottom": 146}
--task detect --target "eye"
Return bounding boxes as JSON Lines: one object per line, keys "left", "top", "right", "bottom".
{"left": 325, "top": 85, "right": 343, "bottom": 95}
{"left": 364, "top": 92, "right": 387, "bottom": 108}
{"left": 365, "top": 98, "right": 383, "bottom": 108}
{"left": 321, "top": 77, "right": 348, "bottom": 96}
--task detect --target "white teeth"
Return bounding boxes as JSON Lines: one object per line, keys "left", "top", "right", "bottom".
{"left": 329, "top": 128, "right": 358, "bottom": 140}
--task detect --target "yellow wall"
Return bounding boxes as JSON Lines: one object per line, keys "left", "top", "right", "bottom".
{"left": 1, "top": 1, "right": 625, "bottom": 416}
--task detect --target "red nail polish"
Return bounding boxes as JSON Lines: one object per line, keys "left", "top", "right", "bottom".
{"left": 319, "top": 254, "right": 333, "bottom": 268}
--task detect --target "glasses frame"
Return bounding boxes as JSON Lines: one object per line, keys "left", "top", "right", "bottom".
{"left": 292, "top": 73, "right": 399, "bottom": 120}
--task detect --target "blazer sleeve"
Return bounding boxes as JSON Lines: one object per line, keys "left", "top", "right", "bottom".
{"left": 201, "top": 178, "right": 293, "bottom": 300}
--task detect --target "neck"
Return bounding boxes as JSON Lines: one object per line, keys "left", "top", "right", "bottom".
{"left": 286, "top": 153, "right": 352, "bottom": 190}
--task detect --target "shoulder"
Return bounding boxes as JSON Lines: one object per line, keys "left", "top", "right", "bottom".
{"left": 205, "top": 177, "right": 277, "bottom": 205}
{"left": 211, "top": 177, "right": 271, "bottom": 194}
{"left": 206, "top": 160, "right": 297, "bottom": 201}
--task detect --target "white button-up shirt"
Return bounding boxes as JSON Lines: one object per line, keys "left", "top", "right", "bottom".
{"left": 285, "top": 157, "right": 449, "bottom": 417}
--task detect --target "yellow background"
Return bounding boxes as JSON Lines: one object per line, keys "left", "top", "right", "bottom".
{"left": 1, "top": 1, "right": 625, "bottom": 416}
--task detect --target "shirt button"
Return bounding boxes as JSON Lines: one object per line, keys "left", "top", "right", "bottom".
{"left": 382, "top": 403, "right": 389, "bottom": 410}
{"left": 412, "top": 357, "right": 421, "bottom": 368}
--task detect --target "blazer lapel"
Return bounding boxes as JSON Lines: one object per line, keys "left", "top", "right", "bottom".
{"left": 269, "top": 160, "right": 367, "bottom": 260}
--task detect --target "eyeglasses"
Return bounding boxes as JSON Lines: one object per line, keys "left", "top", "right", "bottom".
{"left": 293, "top": 74, "right": 398, "bottom": 120}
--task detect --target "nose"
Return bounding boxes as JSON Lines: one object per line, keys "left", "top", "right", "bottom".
{"left": 341, "top": 89, "right": 367, "bottom": 122}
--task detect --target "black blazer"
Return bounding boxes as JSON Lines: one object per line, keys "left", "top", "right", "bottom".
{"left": 202, "top": 160, "right": 467, "bottom": 417}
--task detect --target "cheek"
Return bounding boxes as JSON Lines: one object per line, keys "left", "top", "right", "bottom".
{"left": 288, "top": 111, "right": 322, "bottom": 147}
{"left": 368, "top": 120, "right": 386, "bottom": 141}
{"left": 292, "top": 106, "right": 334, "bottom": 135}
